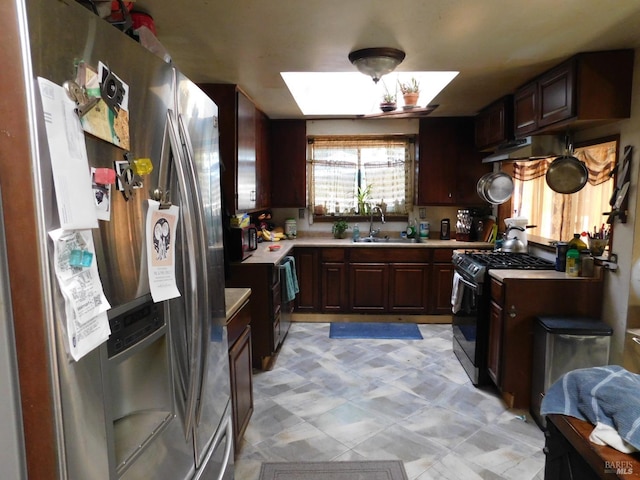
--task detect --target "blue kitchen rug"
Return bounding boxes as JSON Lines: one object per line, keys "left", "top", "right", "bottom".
{"left": 329, "top": 322, "right": 423, "bottom": 340}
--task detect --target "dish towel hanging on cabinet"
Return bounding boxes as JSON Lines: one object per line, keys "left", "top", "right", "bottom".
{"left": 282, "top": 256, "right": 299, "bottom": 303}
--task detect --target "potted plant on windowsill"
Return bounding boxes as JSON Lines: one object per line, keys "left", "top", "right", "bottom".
{"left": 356, "top": 184, "right": 373, "bottom": 215}
{"left": 399, "top": 77, "right": 420, "bottom": 108}
{"left": 332, "top": 219, "right": 349, "bottom": 239}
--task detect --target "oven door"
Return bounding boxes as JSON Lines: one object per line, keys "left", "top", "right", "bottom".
{"left": 451, "top": 270, "right": 488, "bottom": 385}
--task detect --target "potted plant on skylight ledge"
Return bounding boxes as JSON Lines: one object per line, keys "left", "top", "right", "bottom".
{"left": 380, "top": 82, "right": 397, "bottom": 112}
{"left": 399, "top": 77, "right": 420, "bottom": 108}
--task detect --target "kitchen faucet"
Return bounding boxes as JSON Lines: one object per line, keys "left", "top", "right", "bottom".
{"left": 369, "top": 205, "right": 386, "bottom": 236}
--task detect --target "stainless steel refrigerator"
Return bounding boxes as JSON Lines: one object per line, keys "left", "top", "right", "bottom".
{"left": 2, "top": 0, "right": 233, "bottom": 478}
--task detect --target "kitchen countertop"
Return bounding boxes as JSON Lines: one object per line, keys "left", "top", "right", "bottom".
{"left": 225, "top": 287, "right": 251, "bottom": 320}
{"left": 489, "top": 266, "right": 604, "bottom": 282}
{"left": 237, "top": 236, "right": 494, "bottom": 266}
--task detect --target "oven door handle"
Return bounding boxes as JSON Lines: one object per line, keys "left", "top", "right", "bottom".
{"left": 455, "top": 272, "right": 480, "bottom": 293}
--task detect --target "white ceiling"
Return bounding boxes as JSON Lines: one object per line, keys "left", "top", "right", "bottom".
{"left": 134, "top": 0, "right": 640, "bottom": 119}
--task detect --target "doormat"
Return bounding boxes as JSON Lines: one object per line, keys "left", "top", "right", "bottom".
{"left": 259, "top": 460, "right": 408, "bottom": 480}
{"left": 329, "top": 322, "right": 423, "bottom": 340}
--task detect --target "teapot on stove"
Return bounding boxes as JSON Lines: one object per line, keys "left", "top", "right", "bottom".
{"left": 501, "top": 226, "right": 527, "bottom": 253}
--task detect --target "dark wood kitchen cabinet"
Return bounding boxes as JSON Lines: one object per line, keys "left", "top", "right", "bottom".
{"left": 488, "top": 273, "right": 603, "bottom": 409}
{"left": 417, "top": 117, "right": 490, "bottom": 206}
{"left": 199, "top": 84, "right": 269, "bottom": 213}
{"left": 294, "top": 247, "right": 319, "bottom": 312}
{"left": 293, "top": 246, "right": 469, "bottom": 315}
{"left": 389, "top": 263, "right": 430, "bottom": 313}
{"left": 475, "top": 95, "right": 513, "bottom": 151}
{"left": 429, "top": 249, "right": 455, "bottom": 314}
{"left": 270, "top": 120, "right": 307, "bottom": 207}
{"left": 256, "top": 109, "right": 271, "bottom": 208}
{"left": 226, "top": 261, "right": 289, "bottom": 370}
{"left": 321, "top": 248, "right": 347, "bottom": 313}
{"left": 348, "top": 248, "right": 430, "bottom": 314}
{"left": 350, "top": 263, "right": 389, "bottom": 312}
{"left": 514, "top": 50, "right": 634, "bottom": 137}
{"left": 226, "top": 296, "right": 253, "bottom": 453}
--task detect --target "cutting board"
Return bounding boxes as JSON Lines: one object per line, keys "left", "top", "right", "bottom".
{"left": 481, "top": 218, "right": 496, "bottom": 242}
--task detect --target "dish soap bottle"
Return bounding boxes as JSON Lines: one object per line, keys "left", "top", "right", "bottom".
{"left": 567, "top": 233, "right": 587, "bottom": 251}
{"left": 406, "top": 218, "right": 416, "bottom": 238}
{"left": 352, "top": 223, "right": 360, "bottom": 242}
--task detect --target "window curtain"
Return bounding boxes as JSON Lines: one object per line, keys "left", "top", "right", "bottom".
{"left": 308, "top": 136, "right": 414, "bottom": 214}
{"left": 511, "top": 140, "right": 616, "bottom": 240}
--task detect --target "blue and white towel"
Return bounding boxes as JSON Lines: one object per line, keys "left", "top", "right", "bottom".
{"left": 541, "top": 365, "right": 640, "bottom": 452}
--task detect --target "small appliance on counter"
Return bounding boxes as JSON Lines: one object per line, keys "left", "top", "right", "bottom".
{"left": 440, "top": 218, "right": 450, "bottom": 240}
{"left": 228, "top": 225, "right": 258, "bottom": 261}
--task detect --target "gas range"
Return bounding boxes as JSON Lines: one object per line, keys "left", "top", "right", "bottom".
{"left": 452, "top": 250, "right": 555, "bottom": 284}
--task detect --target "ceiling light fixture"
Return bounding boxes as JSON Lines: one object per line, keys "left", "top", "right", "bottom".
{"left": 348, "top": 47, "right": 406, "bottom": 83}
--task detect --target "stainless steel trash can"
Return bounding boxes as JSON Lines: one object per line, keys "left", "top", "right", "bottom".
{"left": 531, "top": 316, "right": 612, "bottom": 429}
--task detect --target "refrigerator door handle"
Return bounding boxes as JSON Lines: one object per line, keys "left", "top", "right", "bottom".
{"left": 166, "top": 109, "right": 202, "bottom": 439}
{"left": 193, "top": 409, "right": 233, "bottom": 480}
{"left": 177, "top": 113, "right": 211, "bottom": 426}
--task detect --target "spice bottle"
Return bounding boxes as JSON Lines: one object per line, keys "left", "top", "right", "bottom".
{"left": 580, "top": 251, "right": 595, "bottom": 277}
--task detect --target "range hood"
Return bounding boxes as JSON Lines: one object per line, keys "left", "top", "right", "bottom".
{"left": 482, "top": 136, "right": 565, "bottom": 163}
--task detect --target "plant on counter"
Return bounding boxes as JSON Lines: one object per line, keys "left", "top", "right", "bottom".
{"left": 356, "top": 184, "right": 373, "bottom": 215}
{"left": 332, "top": 219, "right": 350, "bottom": 239}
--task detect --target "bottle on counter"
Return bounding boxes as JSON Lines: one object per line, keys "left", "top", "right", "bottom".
{"left": 352, "top": 223, "right": 360, "bottom": 242}
{"left": 566, "top": 248, "right": 580, "bottom": 277}
{"left": 581, "top": 250, "right": 595, "bottom": 277}
{"left": 419, "top": 221, "right": 430, "bottom": 239}
{"left": 567, "top": 233, "right": 588, "bottom": 252}
{"left": 406, "top": 218, "right": 416, "bottom": 238}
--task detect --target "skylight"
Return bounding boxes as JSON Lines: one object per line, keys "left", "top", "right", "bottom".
{"left": 281, "top": 71, "right": 459, "bottom": 116}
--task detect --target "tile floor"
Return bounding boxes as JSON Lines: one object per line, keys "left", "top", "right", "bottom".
{"left": 234, "top": 322, "right": 546, "bottom": 480}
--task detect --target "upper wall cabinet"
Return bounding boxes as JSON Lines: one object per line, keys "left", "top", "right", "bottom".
{"left": 199, "top": 84, "right": 269, "bottom": 213}
{"left": 475, "top": 96, "right": 514, "bottom": 152}
{"left": 270, "top": 120, "right": 307, "bottom": 208}
{"left": 514, "top": 50, "right": 634, "bottom": 137}
{"left": 417, "top": 117, "right": 491, "bottom": 206}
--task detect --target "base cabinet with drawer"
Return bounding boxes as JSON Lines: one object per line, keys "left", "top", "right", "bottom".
{"left": 226, "top": 296, "right": 253, "bottom": 454}
{"left": 487, "top": 274, "right": 603, "bottom": 409}
{"left": 293, "top": 246, "right": 487, "bottom": 315}
{"left": 227, "top": 261, "right": 290, "bottom": 370}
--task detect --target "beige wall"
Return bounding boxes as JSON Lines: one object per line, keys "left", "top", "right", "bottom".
{"left": 573, "top": 47, "right": 640, "bottom": 364}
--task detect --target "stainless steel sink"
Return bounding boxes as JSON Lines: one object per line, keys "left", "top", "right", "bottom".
{"left": 354, "top": 236, "right": 418, "bottom": 244}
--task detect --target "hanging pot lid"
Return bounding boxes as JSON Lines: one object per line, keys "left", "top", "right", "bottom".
{"left": 545, "top": 155, "right": 589, "bottom": 194}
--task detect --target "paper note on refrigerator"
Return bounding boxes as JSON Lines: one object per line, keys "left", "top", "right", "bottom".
{"left": 37, "top": 77, "right": 99, "bottom": 230}
{"left": 146, "top": 200, "right": 181, "bottom": 302}
{"left": 49, "top": 229, "right": 111, "bottom": 361}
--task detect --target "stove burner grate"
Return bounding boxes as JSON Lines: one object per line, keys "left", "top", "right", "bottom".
{"left": 466, "top": 252, "right": 555, "bottom": 270}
